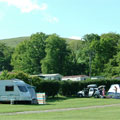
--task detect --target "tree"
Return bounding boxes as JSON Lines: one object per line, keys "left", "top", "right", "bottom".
{"left": 82, "top": 33, "right": 100, "bottom": 76}
{"left": 68, "top": 40, "right": 87, "bottom": 75}
{"left": 82, "top": 33, "right": 120, "bottom": 76}
{"left": 11, "top": 32, "right": 47, "bottom": 74}
{"left": 69, "top": 40, "right": 84, "bottom": 64}
{"left": 0, "top": 43, "right": 13, "bottom": 71}
{"left": 100, "top": 33, "right": 120, "bottom": 62}
{"left": 104, "top": 51, "right": 120, "bottom": 77}
{"left": 94, "top": 33, "right": 120, "bottom": 75}
{"left": 41, "top": 34, "right": 69, "bottom": 75}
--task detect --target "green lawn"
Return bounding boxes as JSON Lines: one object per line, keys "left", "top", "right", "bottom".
{"left": 0, "top": 97, "right": 120, "bottom": 113}
{"left": 0, "top": 97, "right": 120, "bottom": 120}
{"left": 1, "top": 106, "right": 120, "bottom": 120}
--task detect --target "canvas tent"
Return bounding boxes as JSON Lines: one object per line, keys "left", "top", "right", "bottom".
{"left": 107, "top": 84, "right": 120, "bottom": 98}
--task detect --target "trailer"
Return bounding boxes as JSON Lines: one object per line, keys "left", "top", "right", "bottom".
{"left": 0, "top": 79, "right": 37, "bottom": 104}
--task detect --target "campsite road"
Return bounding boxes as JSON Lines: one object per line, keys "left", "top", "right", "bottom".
{"left": 1, "top": 104, "right": 120, "bottom": 115}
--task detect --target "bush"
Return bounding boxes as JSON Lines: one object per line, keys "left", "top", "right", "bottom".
{"left": 0, "top": 70, "right": 16, "bottom": 80}
{"left": 60, "top": 80, "right": 80, "bottom": 96}
{"left": 38, "top": 80, "right": 60, "bottom": 98}
{"left": 14, "top": 71, "right": 30, "bottom": 84}
{"left": 30, "top": 76, "right": 42, "bottom": 92}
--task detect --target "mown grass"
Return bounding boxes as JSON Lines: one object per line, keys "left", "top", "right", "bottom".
{"left": 1, "top": 104, "right": 120, "bottom": 120}
{"left": 0, "top": 97, "right": 120, "bottom": 113}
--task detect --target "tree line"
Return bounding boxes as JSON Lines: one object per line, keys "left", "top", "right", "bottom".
{"left": 1, "top": 32, "right": 120, "bottom": 78}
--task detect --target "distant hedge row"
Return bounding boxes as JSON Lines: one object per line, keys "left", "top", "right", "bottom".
{"left": 1, "top": 71, "right": 120, "bottom": 97}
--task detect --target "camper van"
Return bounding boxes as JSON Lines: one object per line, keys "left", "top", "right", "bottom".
{"left": 0, "top": 79, "right": 37, "bottom": 104}
{"left": 107, "top": 84, "right": 120, "bottom": 98}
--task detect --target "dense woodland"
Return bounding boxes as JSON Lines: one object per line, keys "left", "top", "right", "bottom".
{"left": 1, "top": 32, "right": 120, "bottom": 78}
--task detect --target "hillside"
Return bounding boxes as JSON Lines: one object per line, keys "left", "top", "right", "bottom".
{"left": 0, "top": 36, "right": 30, "bottom": 47}
{"left": 0, "top": 36, "right": 81, "bottom": 48}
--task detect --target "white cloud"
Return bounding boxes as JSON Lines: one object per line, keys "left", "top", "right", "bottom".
{"left": 43, "top": 13, "right": 59, "bottom": 23}
{"left": 0, "top": 0, "right": 48, "bottom": 13}
{"left": 0, "top": 0, "right": 59, "bottom": 23}
{"left": 70, "top": 36, "right": 81, "bottom": 40}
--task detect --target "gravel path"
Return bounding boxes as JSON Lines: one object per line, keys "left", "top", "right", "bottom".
{"left": 1, "top": 104, "right": 120, "bottom": 116}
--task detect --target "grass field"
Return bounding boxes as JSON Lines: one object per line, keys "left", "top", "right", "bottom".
{"left": 1, "top": 106, "right": 120, "bottom": 120}
{"left": 0, "top": 97, "right": 120, "bottom": 120}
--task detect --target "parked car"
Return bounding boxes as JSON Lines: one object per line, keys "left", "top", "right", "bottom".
{"left": 77, "top": 84, "right": 98, "bottom": 97}
{"left": 77, "top": 84, "right": 106, "bottom": 98}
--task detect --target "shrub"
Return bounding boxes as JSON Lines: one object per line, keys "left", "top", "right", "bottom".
{"left": 14, "top": 71, "right": 30, "bottom": 84}
{"left": 30, "top": 76, "right": 42, "bottom": 92}
{"left": 0, "top": 70, "right": 16, "bottom": 80}
{"left": 38, "top": 80, "right": 60, "bottom": 98}
{"left": 60, "top": 80, "right": 80, "bottom": 96}
{"left": 0, "top": 70, "right": 10, "bottom": 80}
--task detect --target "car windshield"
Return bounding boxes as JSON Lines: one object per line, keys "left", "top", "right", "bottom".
{"left": 18, "top": 86, "right": 28, "bottom": 92}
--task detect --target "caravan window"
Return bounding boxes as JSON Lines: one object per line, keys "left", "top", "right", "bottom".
{"left": 18, "top": 86, "right": 28, "bottom": 92}
{"left": 5, "top": 86, "right": 14, "bottom": 91}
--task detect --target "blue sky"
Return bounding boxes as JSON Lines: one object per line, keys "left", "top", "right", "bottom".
{"left": 0, "top": 0, "right": 120, "bottom": 40}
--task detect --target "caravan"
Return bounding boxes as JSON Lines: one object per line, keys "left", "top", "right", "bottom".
{"left": 0, "top": 79, "right": 37, "bottom": 104}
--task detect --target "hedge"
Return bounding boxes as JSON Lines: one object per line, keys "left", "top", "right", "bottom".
{"left": 1, "top": 71, "right": 120, "bottom": 97}
{"left": 60, "top": 80, "right": 80, "bottom": 96}
{"left": 38, "top": 80, "right": 60, "bottom": 98}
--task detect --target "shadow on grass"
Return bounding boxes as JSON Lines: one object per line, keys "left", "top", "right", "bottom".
{"left": 0, "top": 96, "right": 78, "bottom": 106}
{"left": 9, "top": 97, "right": 73, "bottom": 106}
{"left": 47, "top": 96, "right": 78, "bottom": 103}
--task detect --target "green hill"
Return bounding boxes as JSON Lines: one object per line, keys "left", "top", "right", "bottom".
{"left": 0, "top": 36, "right": 80, "bottom": 48}
{"left": 0, "top": 36, "right": 30, "bottom": 47}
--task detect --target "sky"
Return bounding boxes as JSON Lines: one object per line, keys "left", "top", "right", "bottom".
{"left": 0, "top": 0, "right": 120, "bottom": 40}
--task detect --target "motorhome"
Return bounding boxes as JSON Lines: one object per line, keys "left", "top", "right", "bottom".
{"left": 0, "top": 79, "right": 37, "bottom": 104}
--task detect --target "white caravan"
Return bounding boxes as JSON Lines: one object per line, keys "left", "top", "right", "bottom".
{"left": 0, "top": 79, "right": 37, "bottom": 104}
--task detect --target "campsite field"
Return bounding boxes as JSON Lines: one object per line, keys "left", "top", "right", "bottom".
{"left": 0, "top": 97, "right": 120, "bottom": 120}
